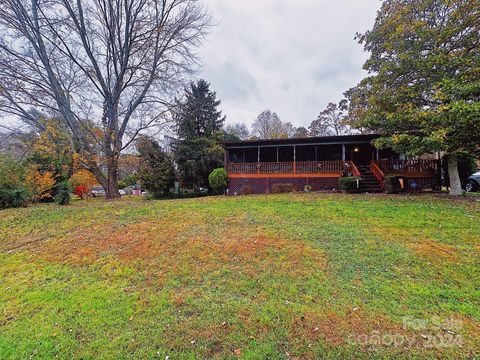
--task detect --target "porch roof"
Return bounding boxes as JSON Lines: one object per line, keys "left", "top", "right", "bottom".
{"left": 223, "top": 134, "right": 380, "bottom": 148}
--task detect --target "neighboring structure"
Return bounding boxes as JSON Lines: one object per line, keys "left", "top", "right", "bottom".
{"left": 223, "top": 134, "right": 440, "bottom": 195}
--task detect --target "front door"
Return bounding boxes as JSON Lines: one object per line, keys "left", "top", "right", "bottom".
{"left": 348, "top": 144, "right": 374, "bottom": 165}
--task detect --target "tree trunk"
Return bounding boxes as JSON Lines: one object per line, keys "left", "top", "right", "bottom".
{"left": 105, "top": 157, "right": 121, "bottom": 200}
{"left": 447, "top": 154, "right": 463, "bottom": 196}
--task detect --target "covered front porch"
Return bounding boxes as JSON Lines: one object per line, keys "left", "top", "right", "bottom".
{"left": 224, "top": 135, "right": 394, "bottom": 178}
{"left": 226, "top": 142, "right": 383, "bottom": 166}
{"left": 223, "top": 135, "right": 441, "bottom": 194}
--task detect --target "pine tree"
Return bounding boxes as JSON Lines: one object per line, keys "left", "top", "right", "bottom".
{"left": 173, "top": 80, "right": 226, "bottom": 189}
{"left": 175, "top": 80, "right": 226, "bottom": 140}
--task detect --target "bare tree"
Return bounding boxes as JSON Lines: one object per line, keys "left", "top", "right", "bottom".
{"left": 309, "top": 101, "right": 352, "bottom": 137}
{"left": 282, "top": 122, "right": 297, "bottom": 138}
{"left": 224, "top": 122, "right": 250, "bottom": 140}
{"left": 252, "top": 110, "right": 295, "bottom": 139}
{"left": 0, "top": 0, "right": 211, "bottom": 198}
{"left": 293, "top": 126, "right": 308, "bottom": 138}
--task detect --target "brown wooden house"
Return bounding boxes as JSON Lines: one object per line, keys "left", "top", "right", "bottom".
{"left": 223, "top": 134, "right": 440, "bottom": 195}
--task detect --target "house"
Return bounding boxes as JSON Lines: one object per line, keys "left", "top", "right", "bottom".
{"left": 223, "top": 134, "right": 440, "bottom": 195}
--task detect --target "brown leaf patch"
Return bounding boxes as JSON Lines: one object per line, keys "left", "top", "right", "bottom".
{"left": 181, "top": 232, "right": 326, "bottom": 279}
{"left": 289, "top": 309, "right": 408, "bottom": 348}
{"left": 37, "top": 220, "right": 188, "bottom": 265}
{"left": 460, "top": 317, "right": 480, "bottom": 354}
{"left": 407, "top": 240, "right": 458, "bottom": 262}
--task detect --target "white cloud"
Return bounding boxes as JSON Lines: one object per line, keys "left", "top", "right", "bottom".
{"left": 198, "top": 0, "right": 381, "bottom": 128}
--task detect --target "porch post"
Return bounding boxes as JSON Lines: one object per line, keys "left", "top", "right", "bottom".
{"left": 376, "top": 148, "right": 379, "bottom": 161}
{"left": 342, "top": 144, "right": 346, "bottom": 161}
{"left": 276, "top": 147, "right": 279, "bottom": 163}
{"left": 293, "top": 145, "right": 296, "bottom": 174}
{"left": 257, "top": 146, "right": 260, "bottom": 174}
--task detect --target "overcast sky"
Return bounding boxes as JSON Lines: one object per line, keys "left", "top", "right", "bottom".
{"left": 198, "top": 0, "right": 381, "bottom": 130}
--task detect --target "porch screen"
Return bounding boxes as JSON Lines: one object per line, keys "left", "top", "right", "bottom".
{"left": 316, "top": 144, "right": 342, "bottom": 161}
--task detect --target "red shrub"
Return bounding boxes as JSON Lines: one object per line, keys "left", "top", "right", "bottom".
{"left": 74, "top": 185, "right": 90, "bottom": 199}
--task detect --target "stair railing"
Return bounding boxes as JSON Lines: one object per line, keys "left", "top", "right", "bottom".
{"left": 370, "top": 160, "right": 385, "bottom": 189}
{"left": 348, "top": 161, "right": 362, "bottom": 177}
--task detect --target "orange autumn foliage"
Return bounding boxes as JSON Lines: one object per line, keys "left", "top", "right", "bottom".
{"left": 25, "top": 169, "right": 56, "bottom": 201}
{"left": 70, "top": 169, "right": 98, "bottom": 198}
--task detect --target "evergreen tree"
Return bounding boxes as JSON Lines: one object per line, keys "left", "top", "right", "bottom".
{"left": 174, "top": 134, "right": 224, "bottom": 189}
{"left": 175, "top": 80, "right": 226, "bottom": 140}
{"left": 173, "top": 80, "right": 226, "bottom": 189}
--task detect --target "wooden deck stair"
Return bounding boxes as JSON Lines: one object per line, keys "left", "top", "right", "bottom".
{"left": 357, "top": 165, "right": 383, "bottom": 193}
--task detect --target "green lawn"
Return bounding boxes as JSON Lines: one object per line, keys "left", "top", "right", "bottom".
{"left": 1, "top": 194, "right": 479, "bottom": 359}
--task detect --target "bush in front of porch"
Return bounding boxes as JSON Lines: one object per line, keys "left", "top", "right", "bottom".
{"left": 339, "top": 176, "right": 363, "bottom": 193}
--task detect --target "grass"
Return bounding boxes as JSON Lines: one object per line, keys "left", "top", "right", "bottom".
{"left": 0, "top": 193, "right": 479, "bottom": 359}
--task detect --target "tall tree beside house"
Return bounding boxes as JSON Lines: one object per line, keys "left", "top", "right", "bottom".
{"left": 252, "top": 110, "right": 296, "bottom": 139}
{"left": 342, "top": 87, "right": 376, "bottom": 134}
{"left": 309, "top": 102, "right": 352, "bottom": 137}
{"left": 352, "top": 0, "right": 480, "bottom": 195}
{"left": 176, "top": 80, "right": 226, "bottom": 139}
{"left": 0, "top": 0, "right": 211, "bottom": 199}
{"left": 173, "top": 80, "right": 225, "bottom": 189}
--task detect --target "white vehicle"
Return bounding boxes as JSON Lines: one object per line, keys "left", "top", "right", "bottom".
{"left": 91, "top": 186, "right": 106, "bottom": 197}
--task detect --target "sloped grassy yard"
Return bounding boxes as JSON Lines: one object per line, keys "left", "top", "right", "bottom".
{"left": 0, "top": 194, "right": 479, "bottom": 359}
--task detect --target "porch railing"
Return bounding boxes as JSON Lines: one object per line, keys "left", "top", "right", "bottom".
{"left": 375, "top": 159, "right": 439, "bottom": 175}
{"left": 226, "top": 161, "right": 349, "bottom": 175}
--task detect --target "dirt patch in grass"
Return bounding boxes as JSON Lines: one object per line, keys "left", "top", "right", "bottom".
{"left": 407, "top": 240, "right": 458, "bottom": 262}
